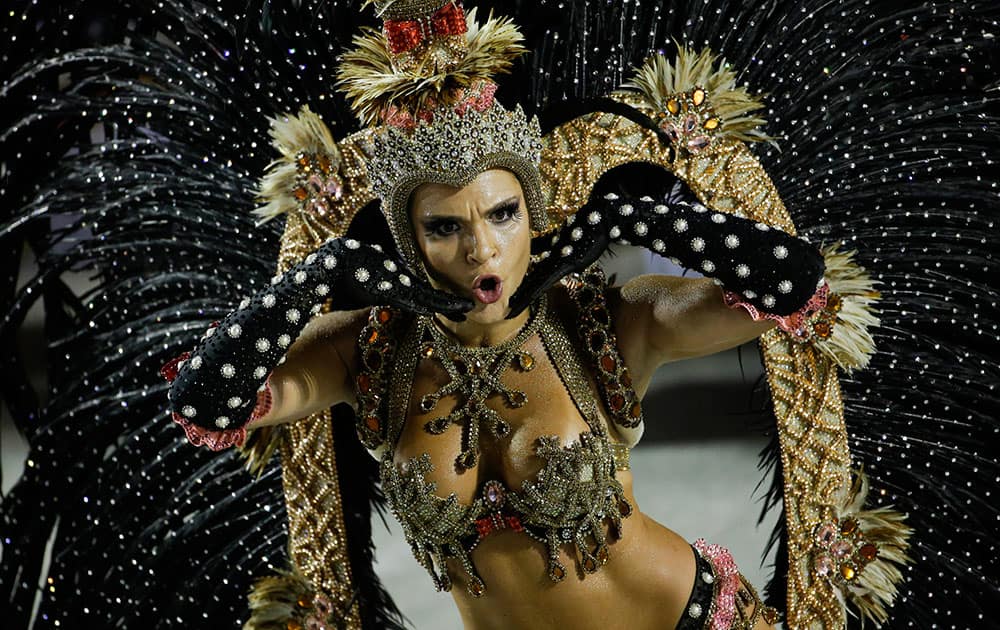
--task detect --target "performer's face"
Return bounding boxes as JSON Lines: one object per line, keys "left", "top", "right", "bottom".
{"left": 410, "top": 169, "right": 532, "bottom": 325}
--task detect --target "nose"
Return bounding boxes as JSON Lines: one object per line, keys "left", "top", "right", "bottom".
{"left": 465, "top": 222, "right": 497, "bottom": 265}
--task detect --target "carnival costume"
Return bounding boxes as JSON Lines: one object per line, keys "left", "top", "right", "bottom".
{"left": 1, "top": 1, "right": 997, "bottom": 630}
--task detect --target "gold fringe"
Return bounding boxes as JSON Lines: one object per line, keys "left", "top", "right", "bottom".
{"left": 337, "top": 8, "right": 526, "bottom": 127}
{"left": 243, "top": 565, "right": 314, "bottom": 630}
{"left": 252, "top": 105, "right": 341, "bottom": 224}
{"left": 837, "top": 471, "right": 913, "bottom": 627}
{"left": 623, "top": 45, "right": 774, "bottom": 145}
{"left": 816, "top": 244, "right": 881, "bottom": 372}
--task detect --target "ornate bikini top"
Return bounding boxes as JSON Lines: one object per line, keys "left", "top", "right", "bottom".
{"left": 353, "top": 267, "right": 642, "bottom": 597}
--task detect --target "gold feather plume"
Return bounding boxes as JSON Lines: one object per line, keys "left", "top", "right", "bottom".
{"left": 816, "top": 244, "right": 881, "bottom": 372}
{"left": 836, "top": 471, "right": 913, "bottom": 627}
{"left": 337, "top": 8, "right": 526, "bottom": 127}
{"left": 253, "top": 105, "right": 341, "bottom": 224}
{"left": 624, "top": 45, "right": 773, "bottom": 145}
{"left": 243, "top": 564, "right": 315, "bottom": 630}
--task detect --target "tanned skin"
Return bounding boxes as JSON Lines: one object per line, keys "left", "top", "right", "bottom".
{"left": 254, "top": 170, "right": 777, "bottom": 629}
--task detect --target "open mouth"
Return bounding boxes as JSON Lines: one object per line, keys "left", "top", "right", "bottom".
{"left": 472, "top": 275, "right": 503, "bottom": 305}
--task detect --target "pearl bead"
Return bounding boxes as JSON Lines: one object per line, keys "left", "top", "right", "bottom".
{"left": 725, "top": 235, "right": 739, "bottom": 248}
{"left": 277, "top": 334, "right": 291, "bottom": 348}
{"left": 774, "top": 245, "right": 788, "bottom": 259}
{"left": 673, "top": 218, "right": 688, "bottom": 232}
{"left": 355, "top": 268, "right": 370, "bottom": 282}
{"left": 383, "top": 260, "right": 397, "bottom": 272}
{"left": 345, "top": 239, "right": 360, "bottom": 249}
{"left": 691, "top": 237, "right": 705, "bottom": 252}
{"left": 323, "top": 256, "right": 337, "bottom": 269}
{"left": 221, "top": 364, "right": 235, "bottom": 378}
{"left": 190, "top": 356, "right": 203, "bottom": 369}
{"left": 571, "top": 227, "right": 583, "bottom": 240}
{"left": 377, "top": 281, "right": 392, "bottom": 291}
{"left": 214, "top": 417, "right": 230, "bottom": 428}
{"left": 316, "top": 284, "right": 329, "bottom": 296}
{"left": 293, "top": 271, "right": 307, "bottom": 284}
{"left": 587, "top": 211, "right": 601, "bottom": 224}
{"left": 228, "top": 397, "right": 242, "bottom": 408}
{"left": 736, "top": 264, "right": 750, "bottom": 278}
{"left": 634, "top": 222, "right": 648, "bottom": 236}
{"left": 701, "top": 260, "right": 716, "bottom": 273}
{"left": 182, "top": 405, "right": 196, "bottom": 418}
{"left": 286, "top": 309, "right": 301, "bottom": 323}
{"left": 227, "top": 324, "right": 241, "bottom": 338}
{"left": 256, "top": 339, "right": 270, "bottom": 352}
{"left": 619, "top": 204, "right": 634, "bottom": 216}
{"left": 400, "top": 274, "right": 411, "bottom": 287}
{"left": 778, "top": 280, "right": 793, "bottom": 293}
{"left": 609, "top": 226, "right": 621, "bottom": 239}
{"left": 253, "top": 366, "right": 268, "bottom": 379}
{"left": 262, "top": 294, "right": 276, "bottom": 308}
{"left": 711, "top": 213, "right": 726, "bottom": 223}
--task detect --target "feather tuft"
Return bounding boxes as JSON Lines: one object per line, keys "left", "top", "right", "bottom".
{"left": 836, "top": 471, "right": 913, "bottom": 627}
{"left": 815, "top": 244, "right": 881, "bottom": 371}
{"left": 337, "top": 8, "right": 527, "bottom": 127}
{"left": 244, "top": 565, "right": 314, "bottom": 630}
{"left": 623, "top": 45, "right": 773, "bottom": 145}
{"left": 253, "top": 105, "right": 342, "bottom": 224}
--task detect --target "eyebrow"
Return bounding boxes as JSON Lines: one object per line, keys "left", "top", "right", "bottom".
{"left": 420, "top": 196, "right": 520, "bottom": 221}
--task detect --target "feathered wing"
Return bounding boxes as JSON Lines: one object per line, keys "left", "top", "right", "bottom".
{"left": 0, "top": 1, "right": 401, "bottom": 628}
{"left": 2, "top": 1, "right": 998, "bottom": 629}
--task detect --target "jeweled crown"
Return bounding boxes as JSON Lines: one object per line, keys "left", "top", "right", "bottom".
{"left": 339, "top": 2, "right": 548, "bottom": 270}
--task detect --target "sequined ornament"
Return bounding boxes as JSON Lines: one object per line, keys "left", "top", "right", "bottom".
{"left": 418, "top": 297, "right": 546, "bottom": 470}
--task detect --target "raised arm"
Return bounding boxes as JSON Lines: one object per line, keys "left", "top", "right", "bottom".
{"left": 610, "top": 275, "right": 775, "bottom": 391}
{"left": 163, "top": 235, "right": 472, "bottom": 450}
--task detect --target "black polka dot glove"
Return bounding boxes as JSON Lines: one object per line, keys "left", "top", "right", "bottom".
{"left": 508, "top": 184, "right": 826, "bottom": 318}
{"left": 166, "top": 237, "right": 473, "bottom": 433}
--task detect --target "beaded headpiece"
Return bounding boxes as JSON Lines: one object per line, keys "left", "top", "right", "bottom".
{"left": 338, "top": 1, "right": 549, "bottom": 270}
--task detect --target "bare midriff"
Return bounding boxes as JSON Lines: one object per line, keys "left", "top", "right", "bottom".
{"left": 449, "top": 487, "right": 697, "bottom": 630}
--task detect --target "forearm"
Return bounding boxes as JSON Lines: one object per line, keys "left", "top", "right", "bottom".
{"left": 620, "top": 275, "right": 775, "bottom": 367}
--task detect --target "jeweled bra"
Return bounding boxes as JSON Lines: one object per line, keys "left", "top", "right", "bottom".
{"left": 353, "top": 267, "right": 642, "bottom": 597}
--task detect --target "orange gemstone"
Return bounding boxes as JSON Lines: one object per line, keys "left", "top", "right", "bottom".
{"left": 287, "top": 622, "right": 302, "bottom": 630}
{"left": 610, "top": 393, "right": 626, "bottom": 411}
{"left": 365, "top": 415, "right": 380, "bottom": 432}
{"left": 293, "top": 187, "right": 308, "bottom": 201}
{"left": 367, "top": 329, "right": 379, "bottom": 344}
{"left": 859, "top": 543, "right": 878, "bottom": 562}
{"left": 470, "top": 581, "right": 484, "bottom": 597}
{"left": 297, "top": 155, "right": 310, "bottom": 167}
{"left": 630, "top": 402, "right": 642, "bottom": 418}
{"left": 840, "top": 563, "right": 857, "bottom": 581}
{"left": 666, "top": 99, "right": 680, "bottom": 115}
{"left": 840, "top": 518, "right": 859, "bottom": 535}
{"left": 597, "top": 547, "right": 609, "bottom": 565}
{"left": 517, "top": 352, "right": 535, "bottom": 371}
{"left": 317, "top": 153, "right": 332, "bottom": 173}
{"left": 584, "top": 557, "right": 596, "bottom": 572}
{"left": 619, "top": 500, "right": 632, "bottom": 516}
{"left": 692, "top": 88, "right": 706, "bottom": 106}
{"left": 377, "top": 308, "right": 392, "bottom": 323}
{"left": 600, "top": 354, "right": 616, "bottom": 373}
{"left": 619, "top": 371, "right": 632, "bottom": 388}
{"left": 297, "top": 597, "right": 311, "bottom": 608}
{"left": 551, "top": 565, "right": 565, "bottom": 580}
{"left": 357, "top": 374, "right": 371, "bottom": 394}
{"left": 813, "top": 321, "right": 832, "bottom": 338}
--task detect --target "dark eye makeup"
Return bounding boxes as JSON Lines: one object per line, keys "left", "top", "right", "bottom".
{"left": 422, "top": 199, "right": 522, "bottom": 238}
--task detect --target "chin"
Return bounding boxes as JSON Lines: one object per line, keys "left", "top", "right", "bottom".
{"left": 465, "top": 300, "right": 510, "bottom": 325}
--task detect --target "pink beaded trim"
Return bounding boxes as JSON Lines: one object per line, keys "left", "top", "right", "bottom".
{"left": 693, "top": 538, "right": 741, "bottom": 630}
{"left": 161, "top": 351, "right": 272, "bottom": 451}
{"left": 723, "top": 282, "right": 829, "bottom": 338}
{"left": 382, "top": 81, "right": 497, "bottom": 129}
